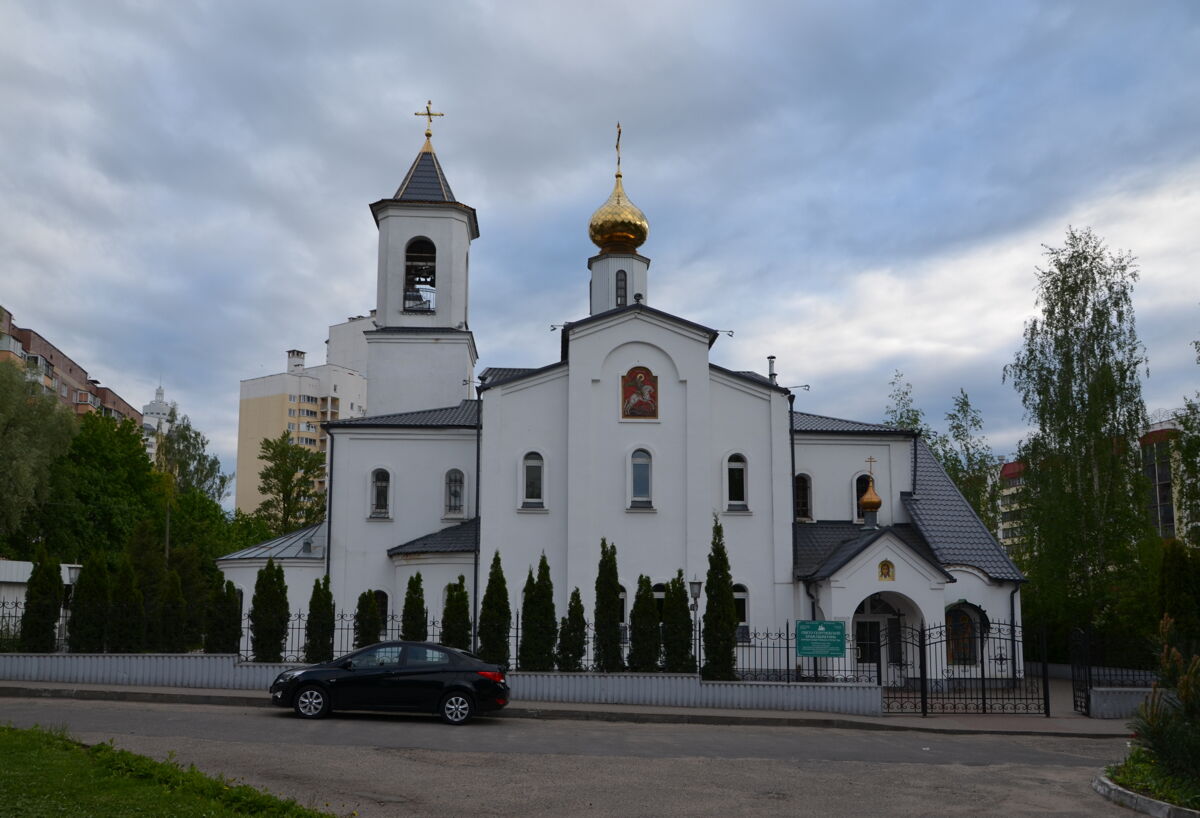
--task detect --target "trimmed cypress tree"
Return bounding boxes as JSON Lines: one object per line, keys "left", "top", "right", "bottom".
{"left": 441, "top": 575, "right": 471, "bottom": 650}
{"left": 354, "top": 590, "right": 383, "bottom": 648}
{"left": 67, "top": 552, "right": 109, "bottom": 653}
{"left": 701, "top": 515, "right": 737, "bottom": 680}
{"left": 250, "top": 557, "right": 289, "bottom": 661}
{"left": 400, "top": 573, "right": 428, "bottom": 641}
{"left": 556, "top": 587, "right": 587, "bottom": 671}
{"left": 159, "top": 570, "right": 186, "bottom": 653}
{"left": 518, "top": 554, "right": 556, "bottom": 671}
{"left": 303, "top": 575, "right": 335, "bottom": 663}
{"left": 127, "top": 521, "right": 166, "bottom": 653}
{"left": 477, "top": 552, "right": 511, "bottom": 666}
{"left": 593, "top": 538, "right": 624, "bottom": 672}
{"left": 661, "top": 570, "right": 696, "bottom": 673}
{"left": 19, "top": 546, "right": 63, "bottom": 653}
{"left": 204, "top": 580, "right": 242, "bottom": 654}
{"left": 627, "top": 574, "right": 661, "bottom": 672}
{"left": 108, "top": 554, "right": 145, "bottom": 653}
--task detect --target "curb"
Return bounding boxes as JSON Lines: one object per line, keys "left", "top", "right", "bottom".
{"left": 1092, "top": 775, "right": 1200, "bottom": 818}
{"left": 0, "top": 685, "right": 1128, "bottom": 737}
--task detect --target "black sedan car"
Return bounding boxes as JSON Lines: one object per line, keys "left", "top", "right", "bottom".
{"left": 269, "top": 641, "right": 509, "bottom": 724}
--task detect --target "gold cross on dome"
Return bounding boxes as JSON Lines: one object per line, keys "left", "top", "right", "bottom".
{"left": 865, "top": 456, "right": 877, "bottom": 475}
{"left": 414, "top": 100, "right": 444, "bottom": 137}
{"left": 615, "top": 121, "right": 622, "bottom": 175}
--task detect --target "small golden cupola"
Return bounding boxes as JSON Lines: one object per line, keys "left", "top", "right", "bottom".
{"left": 588, "top": 122, "right": 649, "bottom": 254}
{"left": 859, "top": 477, "right": 883, "bottom": 513}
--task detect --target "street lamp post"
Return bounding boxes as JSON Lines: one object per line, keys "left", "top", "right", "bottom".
{"left": 689, "top": 578, "right": 702, "bottom": 672}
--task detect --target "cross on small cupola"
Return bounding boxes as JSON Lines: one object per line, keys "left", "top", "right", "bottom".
{"left": 859, "top": 456, "right": 883, "bottom": 528}
{"left": 414, "top": 100, "right": 444, "bottom": 139}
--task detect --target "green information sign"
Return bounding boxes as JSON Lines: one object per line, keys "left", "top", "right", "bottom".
{"left": 795, "top": 620, "right": 846, "bottom": 658}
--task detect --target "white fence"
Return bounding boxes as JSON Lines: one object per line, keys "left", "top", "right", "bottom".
{"left": 0, "top": 653, "right": 295, "bottom": 691}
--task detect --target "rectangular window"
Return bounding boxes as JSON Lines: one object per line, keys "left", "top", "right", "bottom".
{"left": 630, "top": 450, "right": 652, "bottom": 508}
{"left": 288, "top": 408, "right": 296, "bottom": 417}
{"left": 523, "top": 460, "right": 543, "bottom": 506}
{"left": 288, "top": 394, "right": 297, "bottom": 402}
{"left": 727, "top": 455, "right": 747, "bottom": 509}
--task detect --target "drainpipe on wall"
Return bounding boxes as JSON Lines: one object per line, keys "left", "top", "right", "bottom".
{"left": 325, "top": 431, "right": 334, "bottom": 579}
{"left": 471, "top": 395, "right": 483, "bottom": 653}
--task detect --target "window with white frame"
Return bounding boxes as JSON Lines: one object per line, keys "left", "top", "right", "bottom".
{"left": 522, "top": 452, "right": 544, "bottom": 508}
{"left": 630, "top": 449, "right": 652, "bottom": 508}
{"left": 370, "top": 468, "right": 390, "bottom": 518}
{"left": 733, "top": 583, "right": 749, "bottom": 642}
{"left": 616, "top": 270, "right": 628, "bottom": 307}
{"left": 726, "top": 454, "right": 747, "bottom": 510}
{"left": 445, "top": 469, "right": 465, "bottom": 517}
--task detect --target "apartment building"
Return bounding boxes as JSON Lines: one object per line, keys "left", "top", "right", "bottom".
{"left": 0, "top": 304, "right": 141, "bottom": 424}
{"left": 234, "top": 315, "right": 371, "bottom": 513}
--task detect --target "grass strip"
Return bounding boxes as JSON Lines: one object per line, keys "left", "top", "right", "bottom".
{"left": 1108, "top": 748, "right": 1200, "bottom": 811}
{"left": 0, "top": 724, "right": 334, "bottom": 817}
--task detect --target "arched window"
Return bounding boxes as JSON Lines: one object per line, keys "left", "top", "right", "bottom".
{"left": 370, "top": 469, "right": 390, "bottom": 518}
{"left": 616, "top": 270, "right": 628, "bottom": 307}
{"left": 727, "top": 454, "right": 747, "bottom": 510}
{"left": 854, "top": 474, "right": 871, "bottom": 521}
{"left": 445, "top": 469, "right": 465, "bottom": 517}
{"left": 522, "top": 452, "right": 544, "bottom": 508}
{"left": 373, "top": 590, "right": 389, "bottom": 622}
{"left": 733, "top": 584, "right": 749, "bottom": 642}
{"left": 404, "top": 238, "right": 436, "bottom": 312}
{"left": 946, "top": 606, "right": 977, "bottom": 665}
{"left": 794, "top": 474, "right": 812, "bottom": 520}
{"left": 630, "top": 449, "right": 652, "bottom": 508}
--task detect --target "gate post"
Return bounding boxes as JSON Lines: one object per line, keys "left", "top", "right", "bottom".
{"left": 979, "top": 619, "right": 988, "bottom": 714}
{"left": 919, "top": 625, "right": 928, "bottom": 717}
{"left": 1041, "top": 627, "right": 1051, "bottom": 717}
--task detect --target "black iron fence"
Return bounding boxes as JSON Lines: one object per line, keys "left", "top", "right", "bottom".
{"left": 1068, "top": 627, "right": 1158, "bottom": 716}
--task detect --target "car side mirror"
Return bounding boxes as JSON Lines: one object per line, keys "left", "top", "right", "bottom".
{"left": 339, "top": 659, "right": 354, "bottom": 670}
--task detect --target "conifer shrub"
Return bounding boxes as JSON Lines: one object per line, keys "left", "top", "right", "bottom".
{"left": 441, "top": 576, "right": 471, "bottom": 650}
{"left": 67, "top": 553, "right": 109, "bottom": 653}
{"left": 556, "top": 587, "right": 587, "bottom": 671}
{"left": 400, "top": 573, "right": 428, "bottom": 641}
{"left": 158, "top": 570, "right": 187, "bottom": 653}
{"left": 627, "top": 575, "right": 661, "bottom": 672}
{"left": 353, "top": 590, "right": 383, "bottom": 649}
{"left": 204, "top": 580, "right": 242, "bottom": 654}
{"left": 661, "top": 570, "right": 696, "bottom": 673}
{"left": 518, "top": 554, "right": 557, "bottom": 671}
{"left": 303, "top": 576, "right": 335, "bottom": 663}
{"left": 19, "top": 546, "right": 63, "bottom": 653}
{"left": 702, "top": 516, "right": 737, "bottom": 680}
{"left": 108, "top": 555, "right": 145, "bottom": 653}
{"left": 593, "top": 538, "right": 625, "bottom": 672}
{"left": 249, "top": 558, "right": 289, "bottom": 662}
{"left": 477, "top": 552, "right": 512, "bottom": 666}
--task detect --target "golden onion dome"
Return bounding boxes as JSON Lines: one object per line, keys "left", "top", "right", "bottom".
{"left": 589, "top": 171, "right": 648, "bottom": 254}
{"left": 859, "top": 476, "right": 883, "bottom": 513}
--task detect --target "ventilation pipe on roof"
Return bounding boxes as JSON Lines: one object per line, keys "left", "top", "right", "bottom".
{"left": 768, "top": 355, "right": 777, "bottom": 384}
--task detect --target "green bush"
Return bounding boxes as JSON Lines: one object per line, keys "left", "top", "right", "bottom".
{"left": 441, "top": 575, "right": 471, "bottom": 650}
{"left": 627, "top": 575, "right": 661, "bottom": 672}
{"left": 67, "top": 552, "right": 109, "bottom": 653}
{"left": 478, "top": 552, "right": 511, "bottom": 666}
{"left": 303, "top": 576, "right": 334, "bottom": 663}
{"left": 701, "top": 515, "right": 737, "bottom": 681}
{"left": 556, "top": 587, "right": 587, "bottom": 671}
{"left": 593, "top": 538, "right": 624, "bottom": 672}
{"left": 400, "top": 573, "right": 427, "bottom": 641}
{"left": 19, "top": 546, "right": 63, "bottom": 653}
{"left": 249, "top": 558, "right": 289, "bottom": 661}
{"left": 204, "top": 580, "right": 242, "bottom": 654}
{"left": 353, "top": 590, "right": 383, "bottom": 649}
{"left": 1128, "top": 616, "right": 1200, "bottom": 788}
{"left": 108, "top": 554, "right": 144, "bottom": 653}
{"left": 518, "top": 554, "right": 556, "bottom": 671}
{"left": 159, "top": 570, "right": 187, "bottom": 653}
{"left": 662, "top": 570, "right": 695, "bottom": 673}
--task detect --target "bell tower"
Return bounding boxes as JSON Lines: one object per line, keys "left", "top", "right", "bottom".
{"left": 365, "top": 102, "right": 480, "bottom": 415}
{"left": 588, "top": 123, "right": 650, "bottom": 314}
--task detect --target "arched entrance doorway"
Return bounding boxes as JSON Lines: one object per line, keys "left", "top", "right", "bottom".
{"left": 851, "top": 591, "right": 923, "bottom": 685}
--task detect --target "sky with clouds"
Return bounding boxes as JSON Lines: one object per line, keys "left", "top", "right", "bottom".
{"left": 2, "top": 1, "right": 1197, "bottom": 500}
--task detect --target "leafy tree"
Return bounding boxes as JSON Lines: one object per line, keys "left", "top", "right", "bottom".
{"left": 441, "top": 575, "right": 471, "bottom": 650}
{"left": 1174, "top": 391, "right": 1200, "bottom": 548}
{"left": 556, "top": 587, "right": 587, "bottom": 672}
{"left": 477, "top": 552, "right": 511, "bottom": 666}
{"left": 303, "top": 576, "right": 335, "bottom": 663}
{"left": 400, "top": 573, "right": 428, "bottom": 641}
{"left": 0, "top": 361, "right": 75, "bottom": 546}
{"left": 155, "top": 408, "right": 231, "bottom": 503}
{"left": 204, "top": 580, "right": 243, "bottom": 654}
{"left": 1160, "top": 539, "right": 1200, "bottom": 650}
{"left": 883, "top": 370, "right": 946, "bottom": 449}
{"left": 661, "top": 570, "right": 696, "bottom": 673}
{"left": 1003, "top": 227, "right": 1155, "bottom": 656}
{"left": 936, "top": 390, "right": 1003, "bottom": 533}
{"left": 627, "top": 575, "right": 661, "bottom": 672}
{"left": 593, "top": 538, "right": 624, "bottom": 672}
{"left": 19, "top": 546, "right": 63, "bottom": 653}
{"left": 67, "top": 552, "right": 109, "bottom": 653}
{"left": 518, "top": 555, "right": 557, "bottom": 671}
{"left": 254, "top": 431, "right": 326, "bottom": 537}
{"left": 108, "top": 554, "right": 145, "bottom": 653}
{"left": 159, "top": 570, "right": 186, "bottom": 653}
{"left": 702, "top": 516, "right": 737, "bottom": 680}
{"left": 249, "top": 558, "right": 289, "bottom": 661}
{"left": 353, "top": 590, "right": 383, "bottom": 649}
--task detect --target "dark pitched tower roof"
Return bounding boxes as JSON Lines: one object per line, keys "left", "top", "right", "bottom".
{"left": 394, "top": 142, "right": 457, "bottom": 202}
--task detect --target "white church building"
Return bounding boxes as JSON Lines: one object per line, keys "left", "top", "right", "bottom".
{"left": 218, "top": 123, "right": 1024, "bottom": 663}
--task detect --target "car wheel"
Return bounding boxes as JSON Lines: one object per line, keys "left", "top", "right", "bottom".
{"left": 439, "top": 691, "right": 474, "bottom": 725}
{"left": 294, "top": 684, "right": 331, "bottom": 719}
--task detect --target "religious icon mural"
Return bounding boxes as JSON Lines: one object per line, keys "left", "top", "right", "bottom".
{"left": 878, "top": 560, "right": 895, "bottom": 581}
{"left": 621, "top": 366, "right": 658, "bottom": 419}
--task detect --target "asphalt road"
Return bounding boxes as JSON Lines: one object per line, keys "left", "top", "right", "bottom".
{"left": 1, "top": 698, "right": 1129, "bottom": 817}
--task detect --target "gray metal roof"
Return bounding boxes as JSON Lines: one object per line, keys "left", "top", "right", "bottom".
{"left": 327, "top": 400, "right": 479, "bottom": 429}
{"left": 388, "top": 517, "right": 479, "bottom": 555}
{"left": 218, "top": 523, "right": 326, "bottom": 562}
{"left": 793, "top": 521, "right": 952, "bottom": 581}
{"left": 395, "top": 149, "right": 456, "bottom": 202}
{"left": 903, "top": 438, "right": 1025, "bottom": 581}
{"left": 791, "top": 412, "right": 910, "bottom": 434}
